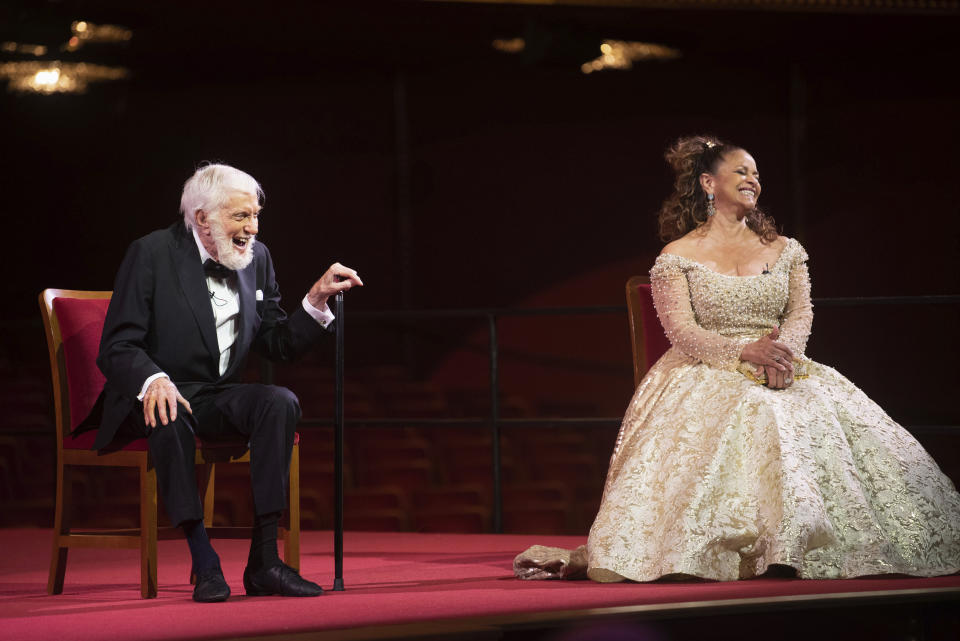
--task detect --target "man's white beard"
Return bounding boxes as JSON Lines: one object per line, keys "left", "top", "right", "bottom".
{"left": 209, "top": 217, "right": 256, "bottom": 271}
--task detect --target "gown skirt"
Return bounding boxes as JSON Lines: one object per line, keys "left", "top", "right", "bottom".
{"left": 583, "top": 349, "right": 960, "bottom": 582}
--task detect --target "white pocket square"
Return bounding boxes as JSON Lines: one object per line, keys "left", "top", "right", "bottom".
{"left": 255, "top": 289, "right": 264, "bottom": 301}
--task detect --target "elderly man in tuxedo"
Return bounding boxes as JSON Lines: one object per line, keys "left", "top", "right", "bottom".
{"left": 92, "top": 163, "right": 362, "bottom": 602}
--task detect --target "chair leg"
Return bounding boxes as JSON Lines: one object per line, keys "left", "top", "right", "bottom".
{"left": 47, "top": 461, "right": 70, "bottom": 595}
{"left": 284, "top": 444, "right": 301, "bottom": 572}
{"left": 140, "top": 458, "right": 159, "bottom": 599}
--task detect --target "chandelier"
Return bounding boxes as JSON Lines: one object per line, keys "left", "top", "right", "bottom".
{"left": 0, "top": 21, "right": 131, "bottom": 95}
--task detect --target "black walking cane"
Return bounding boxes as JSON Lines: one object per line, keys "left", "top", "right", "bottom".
{"left": 332, "top": 288, "right": 345, "bottom": 591}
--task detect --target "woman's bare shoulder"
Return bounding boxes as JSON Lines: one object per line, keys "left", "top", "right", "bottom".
{"left": 660, "top": 233, "right": 703, "bottom": 259}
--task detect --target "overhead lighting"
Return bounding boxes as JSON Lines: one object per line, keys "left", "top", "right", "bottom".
{"left": 63, "top": 21, "right": 133, "bottom": 52}
{"left": 0, "top": 20, "right": 132, "bottom": 94}
{"left": 492, "top": 38, "right": 526, "bottom": 54}
{"left": 1, "top": 41, "right": 48, "bottom": 57}
{"left": 581, "top": 40, "right": 681, "bottom": 74}
{"left": 0, "top": 61, "right": 129, "bottom": 94}
{"left": 491, "top": 37, "right": 680, "bottom": 72}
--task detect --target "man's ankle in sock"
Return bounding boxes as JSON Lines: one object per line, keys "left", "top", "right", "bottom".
{"left": 183, "top": 519, "right": 220, "bottom": 573}
{"left": 248, "top": 511, "right": 282, "bottom": 571}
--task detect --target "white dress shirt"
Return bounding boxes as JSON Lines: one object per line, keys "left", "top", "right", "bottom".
{"left": 137, "top": 229, "right": 334, "bottom": 400}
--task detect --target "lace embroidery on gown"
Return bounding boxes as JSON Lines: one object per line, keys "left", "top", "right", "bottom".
{"left": 515, "top": 238, "right": 960, "bottom": 582}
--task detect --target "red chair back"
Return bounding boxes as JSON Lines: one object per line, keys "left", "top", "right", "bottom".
{"left": 625, "top": 276, "right": 670, "bottom": 386}
{"left": 39, "top": 290, "right": 112, "bottom": 447}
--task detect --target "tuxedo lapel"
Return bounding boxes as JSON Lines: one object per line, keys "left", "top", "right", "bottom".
{"left": 231, "top": 261, "right": 257, "bottom": 376}
{"left": 170, "top": 228, "right": 220, "bottom": 365}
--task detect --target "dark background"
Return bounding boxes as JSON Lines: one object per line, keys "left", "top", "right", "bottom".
{"left": 3, "top": 0, "right": 959, "bottom": 429}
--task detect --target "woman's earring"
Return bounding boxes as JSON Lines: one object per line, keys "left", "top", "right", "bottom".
{"left": 706, "top": 193, "right": 716, "bottom": 217}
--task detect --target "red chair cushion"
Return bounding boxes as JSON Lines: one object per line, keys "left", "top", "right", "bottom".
{"left": 52, "top": 295, "right": 302, "bottom": 452}
{"left": 64, "top": 429, "right": 149, "bottom": 451}
{"left": 636, "top": 283, "right": 671, "bottom": 365}
{"left": 52, "top": 297, "right": 110, "bottom": 432}
{"left": 61, "top": 431, "right": 297, "bottom": 452}
{"left": 195, "top": 432, "right": 300, "bottom": 450}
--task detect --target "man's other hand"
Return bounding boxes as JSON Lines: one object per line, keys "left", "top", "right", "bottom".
{"left": 307, "top": 263, "right": 363, "bottom": 309}
{"left": 143, "top": 377, "right": 192, "bottom": 428}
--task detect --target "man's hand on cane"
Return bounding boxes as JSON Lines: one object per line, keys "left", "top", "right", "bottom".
{"left": 307, "top": 263, "right": 363, "bottom": 309}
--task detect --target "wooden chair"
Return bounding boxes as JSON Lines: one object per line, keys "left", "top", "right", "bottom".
{"left": 40, "top": 289, "right": 301, "bottom": 598}
{"left": 624, "top": 276, "right": 671, "bottom": 386}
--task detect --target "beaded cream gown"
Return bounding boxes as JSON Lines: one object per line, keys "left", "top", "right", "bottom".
{"left": 516, "top": 238, "right": 960, "bottom": 582}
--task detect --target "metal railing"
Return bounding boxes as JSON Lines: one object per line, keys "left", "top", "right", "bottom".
{"left": 295, "top": 294, "right": 960, "bottom": 533}
{"left": 5, "top": 294, "right": 957, "bottom": 533}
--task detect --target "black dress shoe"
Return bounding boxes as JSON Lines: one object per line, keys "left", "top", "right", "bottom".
{"left": 243, "top": 562, "right": 323, "bottom": 597}
{"left": 193, "top": 565, "right": 230, "bottom": 602}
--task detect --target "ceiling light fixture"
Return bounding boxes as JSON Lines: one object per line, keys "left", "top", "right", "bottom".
{"left": 0, "top": 20, "right": 132, "bottom": 94}
{"left": 581, "top": 40, "right": 681, "bottom": 74}
{"left": 0, "top": 60, "right": 129, "bottom": 94}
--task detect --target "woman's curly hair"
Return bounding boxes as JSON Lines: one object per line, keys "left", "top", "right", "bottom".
{"left": 657, "top": 135, "right": 778, "bottom": 244}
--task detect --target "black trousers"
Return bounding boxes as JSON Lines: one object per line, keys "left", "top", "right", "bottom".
{"left": 117, "top": 383, "right": 301, "bottom": 527}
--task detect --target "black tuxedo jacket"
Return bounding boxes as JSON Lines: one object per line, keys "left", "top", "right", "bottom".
{"left": 89, "top": 221, "right": 326, "bottom": 450}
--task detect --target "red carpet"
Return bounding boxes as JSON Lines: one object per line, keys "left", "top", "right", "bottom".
{"left": 2, "top": 529, "right": 958, "bottom": 641}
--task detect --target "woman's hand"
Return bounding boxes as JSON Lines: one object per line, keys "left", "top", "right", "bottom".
{"left": 762, "top": 363, "right": 793, "bottom": 389}
{"left": 740, "top": 327, "right": 795, "bottom": 381}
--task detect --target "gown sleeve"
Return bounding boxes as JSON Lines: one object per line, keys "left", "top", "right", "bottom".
{"left": 650, "top": 254, "right": 749, "bottom": 371}
{"left": 776, "top": 240, "right": 813, "bottom": 358}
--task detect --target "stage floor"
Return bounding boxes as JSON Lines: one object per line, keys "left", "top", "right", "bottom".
{"left": 2, "top": 529, "right": 958, "bottom": 641}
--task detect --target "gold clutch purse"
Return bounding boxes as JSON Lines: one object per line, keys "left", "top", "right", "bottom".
{"left": 737, "top": 359, "right": 809, "bottom": 385}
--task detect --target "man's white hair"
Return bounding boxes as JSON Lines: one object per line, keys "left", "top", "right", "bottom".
{"left": 180, "top": 163, "right": 264, "bottom": 229}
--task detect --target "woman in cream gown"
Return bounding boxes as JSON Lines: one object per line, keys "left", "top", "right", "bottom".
{"left": 516, "top": 136, "right": 960, "bottom": 582}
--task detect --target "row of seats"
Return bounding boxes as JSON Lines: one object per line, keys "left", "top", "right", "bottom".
{"left": 0, "top": 404, "right": 614, "bottom": 534}
{"left": 269, "top": 359, "right": 597, "bottom": 419}
{"left": 0, "top": 350, "right": 615, "bottom": 535}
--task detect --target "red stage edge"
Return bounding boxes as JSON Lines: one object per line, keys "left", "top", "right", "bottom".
{"left": 3, "top": 530, "right": 958, "bottom": 641}
{"left": 295, "top": 587, "right": 960, "bottom": 641}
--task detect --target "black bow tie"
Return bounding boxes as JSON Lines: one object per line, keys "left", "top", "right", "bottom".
{"left": 203, "top": 258, "right": 234, "bottom": 279}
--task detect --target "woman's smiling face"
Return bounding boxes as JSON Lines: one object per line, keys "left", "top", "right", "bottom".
{"left": 704, "top": 149, "right": 761, "bottom": 215}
